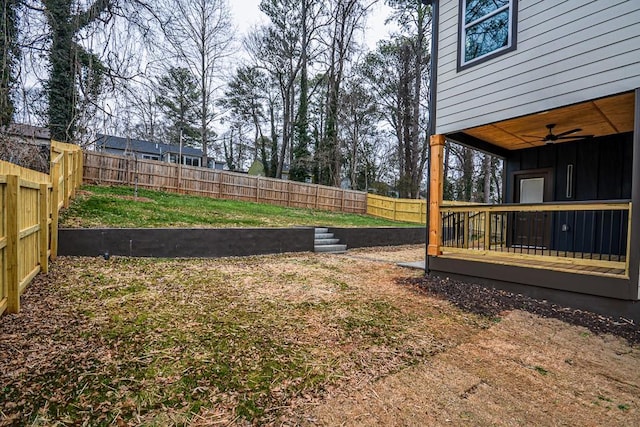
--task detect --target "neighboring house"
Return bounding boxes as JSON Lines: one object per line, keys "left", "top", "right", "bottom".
{"left": 1, "top": 123, "right": 51, "bottom": 147}
{"left": 95, "top": 134, "right": 225, "bottom": 169}
{"left": 425, "top": 0, "right": 640, "bottom": 320}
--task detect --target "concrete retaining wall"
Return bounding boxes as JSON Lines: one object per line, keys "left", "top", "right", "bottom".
{"left": 58, "top": 227, "right": 425, "bottom": 258}
{"left": 329, "top": 227, "right": 425, "bottom": 248}
{"left": 58, "top": 228, "right": 315, "bottom": 258}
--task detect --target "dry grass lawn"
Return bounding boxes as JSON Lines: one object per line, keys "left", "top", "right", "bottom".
{"left": 1, "top": 245, "right": 638, "bottom": 426}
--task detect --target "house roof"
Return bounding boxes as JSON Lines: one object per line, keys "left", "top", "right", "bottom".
{"left": 2, "top": 124, "right": 50, "bottom": 141}
{"left": 95, "top": 134, "right": 203, "bottom": 157}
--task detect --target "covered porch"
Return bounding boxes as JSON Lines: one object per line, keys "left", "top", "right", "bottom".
{"left": 427, "top": 90, "right": 640, "bottom": 304}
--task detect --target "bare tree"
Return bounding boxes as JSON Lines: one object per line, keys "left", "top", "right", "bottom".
{"left": 318, "top": 0, "right": 372, "bottom": 186}
{"left": 160, "top": 0, "right": 234, "bottom": 167}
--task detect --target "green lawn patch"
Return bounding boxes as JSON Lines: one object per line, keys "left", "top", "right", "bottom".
{"left": 60, "top": 185, "right": 414, "bottom": 228}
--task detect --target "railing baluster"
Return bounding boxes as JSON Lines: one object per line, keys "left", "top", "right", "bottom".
{"left": 618, "top": 210, "right": 625, "bottom": 261}
{"left": 608, "top": 210, "right": 614, "bottom": 261}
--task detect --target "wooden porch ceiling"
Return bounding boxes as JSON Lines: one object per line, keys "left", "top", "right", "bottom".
{"left": 460, "top": 92, "right": 635, "bottom": 151}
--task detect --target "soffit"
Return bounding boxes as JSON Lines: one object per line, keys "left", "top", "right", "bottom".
{"left": 460, "top": 92, "right": 635, "bottom": 151}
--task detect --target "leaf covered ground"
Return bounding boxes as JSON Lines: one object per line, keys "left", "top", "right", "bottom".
{"left": 1, "top": 246, "right": 639, "bottom": 426}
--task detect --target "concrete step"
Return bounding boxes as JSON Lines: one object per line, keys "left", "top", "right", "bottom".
{"left": 314, "top": 244, "right": 347, "bottom": 253}
{"left": 315, "top": 238, "right": 340, "bottom": 245}
{"left": 314, "top": 227, "right": 347, "bottom": 253}
{"left": 315, "top": 232, "right": 334, "bottom": 239}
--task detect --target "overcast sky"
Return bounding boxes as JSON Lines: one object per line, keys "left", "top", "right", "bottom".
{"left": 228, "top": 0, "right": 396, "bottom": 51}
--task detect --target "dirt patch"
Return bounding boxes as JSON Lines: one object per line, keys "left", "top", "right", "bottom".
{"left": 305, "top": 310, "right": 640, "bottom": 426}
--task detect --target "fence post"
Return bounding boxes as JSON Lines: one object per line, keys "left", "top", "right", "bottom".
{"left": 256, "top": 177, "right": 261, "bottom": 203}
{"left": 39, "top": 183, "right": 49, "bottom": 274}
{"left": 63, "top": 150, "right": 71, "bottom": 208}
{"left": 69, "top": 150, "right": 77, "bottom": 199}
{"left": 6, "top": 175, "right": 19, "bottom": 314}
{"left": 77, "top": 148, "right": 84, "bottom": 187}
{"left": 50, "top": 162, "right": 59, "bottom": 260}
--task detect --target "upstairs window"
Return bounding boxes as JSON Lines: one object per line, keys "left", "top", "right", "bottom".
{"left": 459, "top": 0, "right": 517, "bottom": 70}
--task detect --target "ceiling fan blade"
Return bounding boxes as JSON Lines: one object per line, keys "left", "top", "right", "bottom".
{"left": 556, "top": 134, "right": 594, "bottom": 140}
{"left": 555, "top": 128, "right": 582, "bottom": 137}
{"left": 521, "top": 135, "right": 543, "bottom": 139}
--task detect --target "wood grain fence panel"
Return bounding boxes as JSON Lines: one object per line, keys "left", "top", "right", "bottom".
{"left": 18, "top": 182, "right": 42, "bottom": 298}
{"left": 258, "top": 178, "right": 289, "bottom": 206}
{"left": 288, "top": 182, "right": 316, "bottom": 209}
{"left": 367, "top": 194, "right": 426, "bottom": 224}
{"left": 317, "top": 187, "right": 342, "bottom": 211}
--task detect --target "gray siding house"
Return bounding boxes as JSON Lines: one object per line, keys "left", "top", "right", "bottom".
{"left": 95, "top": 134, "right": 224, "bottom": 169}
{"left": 426, "top": 0, "right": 640, "bottom": 320}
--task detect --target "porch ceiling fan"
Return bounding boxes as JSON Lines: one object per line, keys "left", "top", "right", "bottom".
{"left": 522, "top": 124, "right": 594, "bottom": 144}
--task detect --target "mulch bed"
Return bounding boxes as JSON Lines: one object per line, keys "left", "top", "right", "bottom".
{"left": 399, "top": 276, "right": 640, "bottom": 345}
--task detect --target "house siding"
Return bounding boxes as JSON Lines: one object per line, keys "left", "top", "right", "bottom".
{"left": 435, "top": 0, "right": 640, "bottom": 134}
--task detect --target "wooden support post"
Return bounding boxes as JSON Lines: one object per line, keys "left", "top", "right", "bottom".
{"left": 39, "top": 183, "right": 49, "bottom": 274}
{"left": 428, "top": 134, "right": 445, "bottom": 256}
{"left": 6, "top": 175, "right": 19, "bottom": 313}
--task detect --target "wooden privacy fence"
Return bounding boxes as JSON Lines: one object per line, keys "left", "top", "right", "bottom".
{"left": 367, "top": 195, "right": 479, "bottom": 225}
{"left": 367, "top": 194, "right": 427, "bottom": 224}
{"left": 0, "top": 141, "right": 82, "bottom": 316}
{"left": 83, "top": 151, "right": 367, "bottom": 213}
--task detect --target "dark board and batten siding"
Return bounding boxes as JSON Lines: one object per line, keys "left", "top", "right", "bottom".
{"left": 505, "top": 134, "right": 633, "bottom": 203}
{"left": 505, "top": 134, "right": 632, "bottom": 255}
{"left": 435, "top": 0, "right": 640, "bottom": 134}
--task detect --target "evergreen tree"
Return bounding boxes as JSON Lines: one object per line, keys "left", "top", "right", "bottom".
{"left": 0, "top": 0, "right": 20, "bottom": 126}
{"left": 156, "top": 67, "right": 201, "bottom": 147}
{"left": 43, "top": 0, "right": 113, "bottom": 142}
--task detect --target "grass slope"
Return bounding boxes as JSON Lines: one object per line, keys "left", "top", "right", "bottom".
{"left": 60, "top": 185, "right": 414, "bottom": 229}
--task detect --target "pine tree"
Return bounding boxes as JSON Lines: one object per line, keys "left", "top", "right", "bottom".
{"left": 156, "top": 67, "right": 201, "bottom": 147}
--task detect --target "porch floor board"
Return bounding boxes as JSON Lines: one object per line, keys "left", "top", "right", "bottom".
{"left": 439, "top": 250, "right": 627, "bottom": 278}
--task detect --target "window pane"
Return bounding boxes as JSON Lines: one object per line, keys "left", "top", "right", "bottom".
{"left": 465, "top": 0, "right": 509, "bottom": 24}
{"left": 465, "top": 9, "right": 509, "bottom": 61}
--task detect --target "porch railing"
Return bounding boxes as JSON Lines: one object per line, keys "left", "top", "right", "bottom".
{"left": 439, "top": 201, "right": 631, "bottom": 276}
